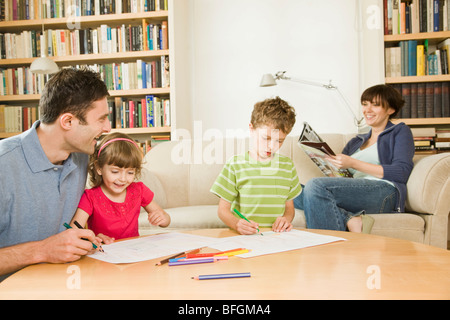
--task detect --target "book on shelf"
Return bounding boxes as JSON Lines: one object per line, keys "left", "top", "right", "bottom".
{"left": 435, "top": 127, "right": 450, "bottom": 150}
{"left": 0, "top": 0, "right": 169, "bottom": 21}
{"left": 109, "top": 95, "right": 170, "bottom": 130}
{"left": 0, "top": 21, "right": 168, "bottom": 60}
{"left": 391, "top": 82, "right": 450, "bottom": 118}
{"left": 0, "top": 57, "right": 169, "bottom": 96}
{"left": 134, "top": 134, "right": 170, "bottom": 154}
{"left": 410, "top": 126, "right": 450, "bottom": 152}
{"left": 385, "top": 39, "right": 449, "bottom": 77}
{"left": 0, "top": 104, "right": 39, "bottom": 133}
{"left": 384, "top": 0, "right": 450, "bottom": 35}
{"left": 297, "top": 122, "right": 353, "bottom": 178}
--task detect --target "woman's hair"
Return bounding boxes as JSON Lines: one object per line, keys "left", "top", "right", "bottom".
{"left": 360, "top": 84, "right": 405, "bottom": 119}
{"left": 39, "top": 67, "right": 109, "bottom": 124}
{"left": 89, "top": 132, "right": 143, "bottom": 187}
{"left": 250, "top": 96, "right": 296, "bottom": 134}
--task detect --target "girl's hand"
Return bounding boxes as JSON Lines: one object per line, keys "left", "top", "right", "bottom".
{"left": 145, "top": 201, "right": 171, "bottom": 227}
{"left": 148, "top": 210, "right": 170, "bottom": 227}
{"left": 96, "top": 233, "right": 115, "bottom": 245}
{"left": 272, "top": 216, "right": 292, "bottom": 233}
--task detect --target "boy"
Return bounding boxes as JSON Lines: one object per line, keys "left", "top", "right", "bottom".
{"left": 210, "top": 97, "right": 302, "bottom": 235}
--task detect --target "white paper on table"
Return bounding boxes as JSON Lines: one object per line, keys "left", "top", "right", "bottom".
{"left": 88, "top": 232, "right": 221, "bottom": 264}
{"left": 209, "top": 229, "right": 346, "bottom": 258}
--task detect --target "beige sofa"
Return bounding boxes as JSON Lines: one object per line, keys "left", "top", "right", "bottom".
{"left": 138, "top": 134, "right": 450, "bottom": 249}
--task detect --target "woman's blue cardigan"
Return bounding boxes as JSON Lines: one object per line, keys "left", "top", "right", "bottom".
{"left": 342, "top": 121, "right": 415, "bottom": 212}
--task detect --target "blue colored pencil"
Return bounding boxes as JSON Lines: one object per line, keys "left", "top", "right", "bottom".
{"left": 168, "top": 258, "right": 215, "bottom": 266}
{"left": 192, "top": 272, "right": 251, "bottom": 280}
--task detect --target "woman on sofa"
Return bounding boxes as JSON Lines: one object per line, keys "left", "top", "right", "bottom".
{"left": 294, "top": 84, "right": 415, "bottom": 233}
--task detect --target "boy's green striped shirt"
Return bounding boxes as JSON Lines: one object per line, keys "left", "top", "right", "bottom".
{"left": 210, "top": 152, "right": 302, "bottom": 227}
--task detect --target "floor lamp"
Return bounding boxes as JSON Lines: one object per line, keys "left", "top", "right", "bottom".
{"left": 260, "top": 71, "right": 364, "bottom": 128}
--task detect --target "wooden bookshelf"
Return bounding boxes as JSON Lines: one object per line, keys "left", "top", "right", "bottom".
{"left": 0, "top": 6, "right": 174, "bottom": 144}
{"left": 384, "top": 30, "right": 450, "bottom": 43}
{"left": 0, "top": 11, "right": 169, "bottom": 31}
{"left": 382, "top": 1, "right": 449, "bottom": 155}
{"left": 386, "top": 74, "right": 450, "bottom": 83}
{"left": 393, "top": 117, "right": 450, "bottom": 125}
{"left": 0, "top": 50, "right": 170, "bottom": 67}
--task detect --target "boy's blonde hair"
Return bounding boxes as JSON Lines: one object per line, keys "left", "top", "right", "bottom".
{"left": 89, "top": 132, "right": 143, "bottom": 187}
{"left": 250, "top": 96, "right": 296, "bottom": 134}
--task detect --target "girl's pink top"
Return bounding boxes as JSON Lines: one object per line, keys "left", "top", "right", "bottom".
{"left": 78, "top": 182, "right": 154, "bottom": 240}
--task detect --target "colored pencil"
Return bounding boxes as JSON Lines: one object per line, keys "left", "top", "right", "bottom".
{"left": 192, "top": 272, "right": 251, "bottom": 280}
{"left": 214, "top": 249, "right": 250, "bottom": 257}
{"left": 185, "top": 248, "right": 246, "bottom": 259}
{"left": 155, "top": 248, "right": 201, "bottom": 266}
{"left": 168, "top": 258, "right": 216, "bottom": 266}
{"left": 63, "top": 222, "right": 104, "bottom": 253}
{"left": 170, "top": 256, "right": 228, "bottom": 263}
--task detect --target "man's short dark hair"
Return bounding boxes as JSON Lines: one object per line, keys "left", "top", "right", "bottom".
{"left": 39, "top": 68, "right": 109, "bottom": 124}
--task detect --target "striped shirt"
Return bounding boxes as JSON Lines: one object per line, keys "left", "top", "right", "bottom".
{"left": 210, "top": 152, "right": 302, "bottom": 227}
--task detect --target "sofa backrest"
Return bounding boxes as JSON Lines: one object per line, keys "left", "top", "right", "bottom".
{"left": 141, "top": 134, "right": 353, "bottom": 209}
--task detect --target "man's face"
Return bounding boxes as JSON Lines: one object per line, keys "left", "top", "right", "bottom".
{"left": 66, "top": 97, "right": 111, "bottom": 155}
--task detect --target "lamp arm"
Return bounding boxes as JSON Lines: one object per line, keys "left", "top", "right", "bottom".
{"left": 288, "top": 77, "right": 336, "bottom": 89}
{"left": 333, "top": 87, "right": 365, "bottom": 127}
{"left": 279, "top": 75, "right": 364, "bottom": 127}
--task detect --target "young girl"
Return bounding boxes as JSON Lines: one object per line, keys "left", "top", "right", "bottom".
{"left": 70, "top": 132, "right": 170, "bottom": 241}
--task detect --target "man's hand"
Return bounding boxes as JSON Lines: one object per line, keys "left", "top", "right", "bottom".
{"left": 37, "top": 228, "right": 100, "bottom": 263}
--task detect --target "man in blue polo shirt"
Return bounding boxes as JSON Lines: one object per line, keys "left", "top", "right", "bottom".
{"left": 0, "top": 68, "right": 111, "bottom": 281}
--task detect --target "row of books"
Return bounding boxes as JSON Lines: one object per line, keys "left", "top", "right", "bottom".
{"left": 385, "top": 39, "right": 450, "bottom": 77}
{"left": 411, "top": 126, "right": 450, "bottom": 152}
{"left": 0, "top": 96, "right": 171, "bottom": 134}
{"left": 0, "top": 21, "right": 168, "bottom": 60}
{"left": 1, "top": 0, "right": 168, "bottom": 21}
{"left": 384, "top": 0, "right": 450, "bottom": 35}
{"left": 0, "top": 58, "right": 169, "bottom": 96}
{"left": 0, "top": 105, "right": 39, "bottom": 133}
{"left": 109, "top": 95, "right": 170, "bottom": 129}
{"left": 92, "top": 57, "right": 169, "bottom": 91}
{"left": 392, "top": 82, "right": 450, "bottom": 118}
{"left": 135, "top": 135, "right": 171, "bottom": 155}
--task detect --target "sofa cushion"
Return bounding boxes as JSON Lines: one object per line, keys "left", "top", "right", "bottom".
{"left": 138, "top": 205, "right": 227, "bottom": 236}
{"left": 369, "top": 213, "right": 425, "bottom": 243}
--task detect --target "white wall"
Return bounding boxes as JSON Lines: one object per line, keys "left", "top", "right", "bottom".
{"left": 173, "top": 0, "right": 384, "bottom": 138}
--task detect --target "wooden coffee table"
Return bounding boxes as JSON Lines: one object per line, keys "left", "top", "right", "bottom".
{"left": 0, "top": 228, "right": 449, "bottom": 300}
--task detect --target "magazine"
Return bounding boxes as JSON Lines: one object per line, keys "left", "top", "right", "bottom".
{"left": 298, "top": 122, "right": 353, "bottom": 178}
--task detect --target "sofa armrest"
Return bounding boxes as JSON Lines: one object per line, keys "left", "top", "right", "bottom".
{"left": 406, "top": 153, "right": 450, "bottom": 217}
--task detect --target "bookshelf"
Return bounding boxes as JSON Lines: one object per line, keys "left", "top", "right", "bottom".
{"left": 383, "top": 0, "right": 450, "bottom": 154}
{"left": 0, "top": 5, "right": 174, "bottom": 149}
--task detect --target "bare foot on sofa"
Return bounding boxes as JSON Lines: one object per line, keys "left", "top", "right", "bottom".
{"left": 347, "top": 216, "right": 363, "bottom": 233}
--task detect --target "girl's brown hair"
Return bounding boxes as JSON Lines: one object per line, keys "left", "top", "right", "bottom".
{"left": 89, "top": 132, "right": 143, "bottom": 187}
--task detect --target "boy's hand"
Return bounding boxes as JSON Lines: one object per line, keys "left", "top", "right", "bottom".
{"left": 272, "top": 216, "right": 292, "bottom": 233}
{"left": 236, "top": 219, "right": 260, "bottom": 235}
